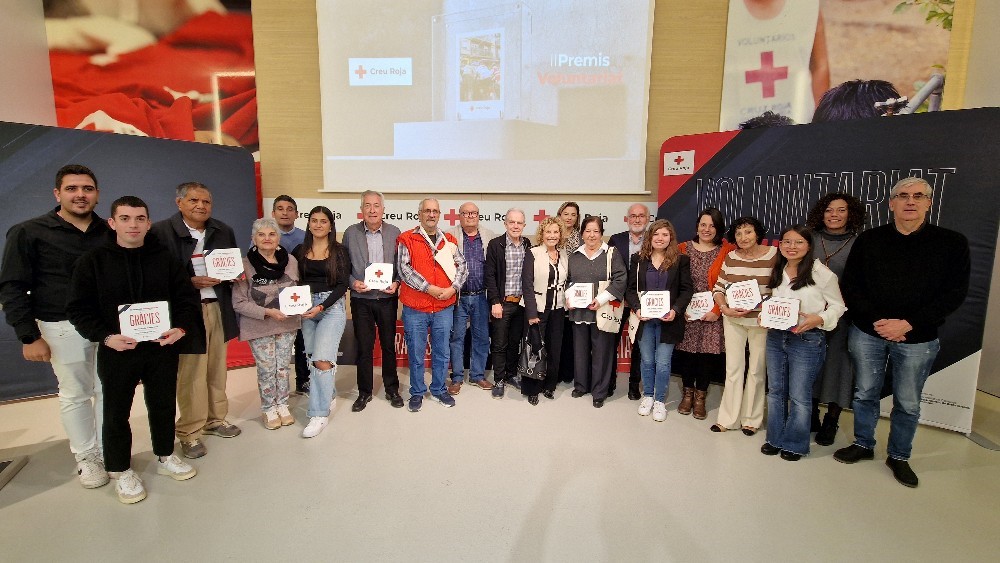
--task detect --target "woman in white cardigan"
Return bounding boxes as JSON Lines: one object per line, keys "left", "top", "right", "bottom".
{"left": 520, "top": 217, "right": 569, "bottom": 405}
{"left": 760, "top": 225, "right": 846, "bottom": 461}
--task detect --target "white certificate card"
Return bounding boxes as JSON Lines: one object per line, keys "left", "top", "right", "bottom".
{"left": 204, "top": 248, "right": 244, "bottom": 280}
{"left": 640, "top": 291, "right": 671, "bottom": 318}
{"left": 365, "top": 263, "right": 393, "bottom": 290}
{"left": 566, "top": 283, "right": 594, "bottom": 309}
{"left": 759, "top": 297, "right": 800, "bottom": 330}
{"left": 725, "top": 280, "right": 762, "bottom": 311}
{"left": 279, "top": 286, "right": 312, "bottom": 315}
{"left": 686, "top": 291, "right": 714, "bottom": 320}
{"left": 118, "top": 301, "right": 170, "bottom": 342}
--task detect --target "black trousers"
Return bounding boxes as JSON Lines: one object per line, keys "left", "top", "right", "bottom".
{"left": 352, "top": 297, "right": 400, "bottom": 395}
{"left": 558, "top": 317, "right": 575, "bottom": 382}
{"left": 294, "top": 329, "right": 308, "bottom": 389}
{"left": 521, "top": 308, "right": 565, "bottom": 396}
{"left": 572, "top": 323, "right": 616, "bottom": 400}
{"left": 674, "top": 349, "right": 725, "bottom": 391}
{"left": 98, "top": 344, "right": 179, "bottom": 472}
{"left": 491, "top": 301, "right": 525, "bottom": 382}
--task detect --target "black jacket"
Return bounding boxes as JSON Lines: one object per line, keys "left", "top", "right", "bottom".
{"left": 0, "top": 208, "right": 109, "bottom": 342}
{"left": 66, "top": 234, "right": 202, "bottom": 347}
{"left": 625, "top": 253, "right": 694, "bottom": 345}
{"left": 484, "top": 234, "right": 532, "bottom": 306}
{"left": 150, "top": 212, "right": 240, "bottom": 352}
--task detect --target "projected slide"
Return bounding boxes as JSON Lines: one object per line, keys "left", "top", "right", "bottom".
{"left": 316, "top": 0, "right": 655, "bottom": 194}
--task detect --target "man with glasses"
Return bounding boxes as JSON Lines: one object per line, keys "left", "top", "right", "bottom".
{"left": 608, "top": 203, "right": 651, "bottom": 400}
{"left": 834, "top": 177, "right": 970, "bottom": 488}
{"left": 447, "top": 203, "right": 496, "bottom": 394}
{"left": 397, "top": 198, "right": 468, "bottom": 412}
{"left": 485, "top": 209, "right": 531, "bottom": 399}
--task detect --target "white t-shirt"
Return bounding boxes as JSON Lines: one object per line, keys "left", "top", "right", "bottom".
{"left": 186, "top": 221, "right": 217, "bottom": 301}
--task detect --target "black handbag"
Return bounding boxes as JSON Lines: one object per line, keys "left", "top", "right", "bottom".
{"left": 516, "top": 323, "right": 547, "bottom": 381}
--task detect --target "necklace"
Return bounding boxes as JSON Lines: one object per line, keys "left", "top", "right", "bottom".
{"left": 819, "top": 233, "right": 855, "bottom": 266}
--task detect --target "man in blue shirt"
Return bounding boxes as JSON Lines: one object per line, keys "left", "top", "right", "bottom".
{"left": 271, "top": 195, "right": 308, "bottom": 394}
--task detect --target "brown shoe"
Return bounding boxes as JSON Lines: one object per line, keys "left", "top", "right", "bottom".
{"left": 677, "top": 387, "right": 694, "bottom": 415}
{"left": 472, "top": 379, "right": 494, "bottom": 390}
{"left": 693, "top": 390, "right": 708, "bottom": 420}
{"left": 447, "top": 381, "right": 462, "bottom": 395}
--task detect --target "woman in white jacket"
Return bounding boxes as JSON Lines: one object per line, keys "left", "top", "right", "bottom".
{"left": 760, "top": 225, "right": 846, "bottom": 461}
{"left": 520, "top": 217, "right": 569, "bottom": 405}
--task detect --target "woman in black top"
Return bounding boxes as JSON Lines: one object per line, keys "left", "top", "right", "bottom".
{"left": 292, "top": 206, "right": 351, "bottom": 438}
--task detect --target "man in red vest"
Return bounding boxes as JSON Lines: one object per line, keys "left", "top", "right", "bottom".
{"left": 397, "top": 198, "right": 468, "bottom": 412}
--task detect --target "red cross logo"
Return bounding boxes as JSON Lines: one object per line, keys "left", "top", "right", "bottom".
{"left": 290, "top": 293, "right": 301, "bottom": 302}
{"left": 354, "top": 65, "right": 367, "bottom": 80}
{"left": 745, "top": 51, "right": 788, "bottom": 99}
{"left": 357, "top": 212, "right": 364, "bottom": 220}
{"left": 533, "top": 209, "right": 548, "bottom": 223}
{"left": 374, "top": 269, "right": 384, "bottom": 279}
{"left": 444, "top": 208, "right": 462, "bottom": 226}
{"left": 673, "top": 155, "right": 684, "bottom": 165}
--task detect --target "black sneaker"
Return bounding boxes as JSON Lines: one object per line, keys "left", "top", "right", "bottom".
{"left": 491, "top": 380, "right": 506, "bottom": 399}
{"left": 886, "top": 457, "right": 918, "bottom": 488}
{"left": 815, "top": 413, "right": 839, "bottom": 446}
{"left": 542, "top": 390, "right": 555, "bottom": 400}
{"left": 833, "top": 444, "right": 874, "bottom": 464}
{"left": 571, "top": 389, "right": 586, "bottom": 398}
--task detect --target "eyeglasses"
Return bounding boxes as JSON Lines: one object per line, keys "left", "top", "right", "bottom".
{"left": 460, "top": 211, "right": 478, "bottom": 217}
{"left": 779, "top": 240, "right": 808, "bottom": 247}
{"left": 421, "top": 209, "right": 440, "bottom": 215}
{"left": 892, "top": 192, "right": 930, "bottom": 201}
{"left": 628, "top": 214, "right": 648, "bottom": 220}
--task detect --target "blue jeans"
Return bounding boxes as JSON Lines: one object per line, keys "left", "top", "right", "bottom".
{"left": 765, "top": 329, "right": 826, "bottom": 456}
{"left": 301, "top": 294, "right": 347, "bottom": 417}
{"left": 848, "top": 326, "right": 940, "bottom": 460}
{"left": 403, "top": 305, "right": 454, "bottom": 397}
{"left": 450, "top": 293, "right": 489, "bottom": 383}
{"left": 638, "top": 321, "right": 674, "bottom": 403}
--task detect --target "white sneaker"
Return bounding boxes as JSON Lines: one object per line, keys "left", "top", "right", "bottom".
{"left": 157, "top": 454, "right": 197, "bottom": 481}
{"left": 330, "top": 397, "right": 338, "bottom": 411}
{"left": 652, "top": 401, "right": 667, "bottom": 422}
{"left": 638, "top": 396, "right": 654, "bottom": 416}
{"left": 276, "top": 404, "right": 295, "bottom": 426}
{"left": 301, "top": 416, "right": 329, "bottom": 438}
{"left": 115, "top": 469, "right": 146, "bottom": 504}
{"left": 77, "top": 451, "right": 109, "bottom": 489}
{"left": 263, "top": 408, "right": 280, "bottom": 430}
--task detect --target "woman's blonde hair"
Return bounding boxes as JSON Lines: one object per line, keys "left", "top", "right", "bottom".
{"left": 534, "top": 217, "right": 565, "bottom": 248}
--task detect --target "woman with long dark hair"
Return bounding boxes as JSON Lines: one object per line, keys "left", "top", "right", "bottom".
{"left": 557, "top": 201, "right": 582, "bottom": 384}
{"left": 292, "top": 206, "right": 351, "bottom": 438}
{"left": 761, "top": 225, "right": 845, "bottom": 461}
{"left": 675, "top": 208, "right": 735, "bottom": 420}
{"left": 805, "top": 192, "right": 866, "bottom": 445}
{"left": 625, "top": 220, "right": 693, "bottom": 422}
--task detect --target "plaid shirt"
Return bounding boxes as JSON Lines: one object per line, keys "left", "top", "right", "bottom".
{"left": 462, "top": 231, "right": 485, "bottom": 292}
{"left": 503, "top": 234, "right": 526, "bottom": 296}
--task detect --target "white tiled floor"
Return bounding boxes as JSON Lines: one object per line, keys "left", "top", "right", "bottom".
{"left": 1, "top": 368, "right": 998, "bottom": 562}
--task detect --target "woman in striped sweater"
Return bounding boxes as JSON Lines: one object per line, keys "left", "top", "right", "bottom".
{"left": 710, "top": 217, "right": 778, "bottom": 435}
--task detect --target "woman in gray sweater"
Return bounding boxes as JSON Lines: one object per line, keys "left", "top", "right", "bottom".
{"left": 565, "top": 216, "right": 627, "bottom": 408}
{"left": 232, "top": 218, "right": 302, "bottom": 430}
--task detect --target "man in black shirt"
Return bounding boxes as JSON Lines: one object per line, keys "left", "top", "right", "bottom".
{"left": 834, "top": 177, "right": 971, "bottom": 488}
{"left": 0, "top": 164, "right": 110, "bottom": 489}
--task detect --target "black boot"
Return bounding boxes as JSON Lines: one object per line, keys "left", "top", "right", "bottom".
{"left": 810, "top": 398, "right": 822, "bottom": 432}
{"left": 815, "top": 404, "right": 842, "bottom": 446}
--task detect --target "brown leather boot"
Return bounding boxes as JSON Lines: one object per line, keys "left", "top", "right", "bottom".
{"left": 693, "top": 390, "right": 708, "bottom": 420}
{"left": 677, "top": 387, "right": 694, "bottom": 415}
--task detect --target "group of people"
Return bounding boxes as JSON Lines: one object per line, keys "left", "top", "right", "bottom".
{"left": 0, "top": 166, "right": 970, "bottom": 507}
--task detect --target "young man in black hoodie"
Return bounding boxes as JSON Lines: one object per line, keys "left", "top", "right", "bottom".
{"left": 67, "top": 196, "right": 202, "bottom": 504}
